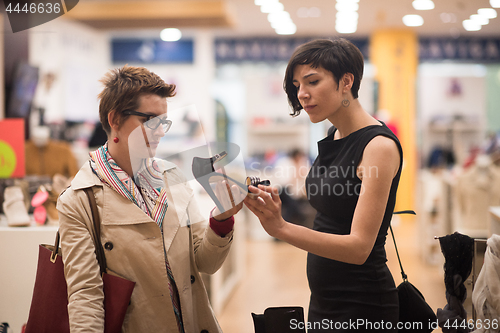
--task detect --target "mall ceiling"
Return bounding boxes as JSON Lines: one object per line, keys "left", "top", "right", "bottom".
{"left": 66, "top": 0, "right": 500, "bottom": 38}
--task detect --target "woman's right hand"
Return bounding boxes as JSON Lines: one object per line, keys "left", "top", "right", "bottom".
{"left": 244, "top": 185, "right": 288, "bottom": 239}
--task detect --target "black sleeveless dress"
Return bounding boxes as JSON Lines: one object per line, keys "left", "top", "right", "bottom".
{"left": 305, "top": 122, "right": 402, "bottom": 332}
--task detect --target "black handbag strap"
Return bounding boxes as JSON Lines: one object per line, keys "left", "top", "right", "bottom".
{"left": 390, "top": 210, "right": 416, "bottom": 282}
{"left": 83, "top": 187, "right": 107, "bottom": 275}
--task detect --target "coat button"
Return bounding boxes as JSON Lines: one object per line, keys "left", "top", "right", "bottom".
{"left": 104, "top": 242, "right": 113, "bottom": 250}
{"left": 190, "top": 275, "right": 195, "bottom": 284}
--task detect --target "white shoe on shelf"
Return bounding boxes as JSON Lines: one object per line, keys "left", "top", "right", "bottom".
{"left": 2, "top": 186, "right": 31, "bottom": 227}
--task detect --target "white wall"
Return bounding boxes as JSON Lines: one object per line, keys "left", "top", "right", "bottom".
{"left": 418, "top": 63, "right": 488, "bottom": 165}
{"left": 112, "top": 30, "right": 217, "bottom": 142}
{"left": 29, "top": 18, "right": 110, "bottom": 123}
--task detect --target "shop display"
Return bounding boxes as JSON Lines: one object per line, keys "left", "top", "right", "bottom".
{"left": 472, "top": 234, "right": 500, "bottom": 332}
{"left": 2, "top": 186, "right": 30, "bottom": 227}
{"left": 31, "top": 186, "right": 49, "bottom": 225}
{"left": 436, "top": 232, "right": 475, "bottom": 332}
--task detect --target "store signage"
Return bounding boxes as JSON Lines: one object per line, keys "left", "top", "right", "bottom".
{"left": 420, "top": 38, "right": 500, "bottom": 62}
{"left": 112, "top": 39, "right": 194, "bottom": 64}
{"left": 215, "top": 37, "right": 369, "bottom": 63}
{"left": 0, "top": 119, "right": 25, "bottom": 178}
{"left": 215, "top": 37, "right": 500, "bottom": 63}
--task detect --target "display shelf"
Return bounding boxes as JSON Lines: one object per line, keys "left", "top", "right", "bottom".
{"left": 0, "top": 216, "right": 59, "bottom": 333}
{"left": 489, "top": 206, "right": 500, "bottom": 236}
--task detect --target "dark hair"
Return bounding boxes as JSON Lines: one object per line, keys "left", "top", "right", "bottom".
{"left": 284, "top": 38, "right": 364, "bottom": 116}
{"left": 98, "top": 65, "right": 176, "bottom": 135}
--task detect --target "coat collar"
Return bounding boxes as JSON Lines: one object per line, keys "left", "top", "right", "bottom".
{"left": 71, "top": 160, "right": 193, "bottom": 251}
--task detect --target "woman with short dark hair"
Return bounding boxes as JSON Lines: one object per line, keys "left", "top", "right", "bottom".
{"left": 245, "top": 38, "right": 401, "bottom": 332}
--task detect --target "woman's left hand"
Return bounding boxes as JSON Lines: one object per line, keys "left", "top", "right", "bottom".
{"left": 243, "top": 185, "right": 287, "bottom": 238}
{"left": 212, "top": 181, "right": 244, "bottom": 221}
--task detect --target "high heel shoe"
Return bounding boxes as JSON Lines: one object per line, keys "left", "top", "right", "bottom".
{"left": 192, "top": 151, "right": 270, "bottom": 213}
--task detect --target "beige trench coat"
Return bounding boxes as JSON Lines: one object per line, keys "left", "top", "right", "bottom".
{"left": 57, "top": 161, "right": 233, "bottom": 333}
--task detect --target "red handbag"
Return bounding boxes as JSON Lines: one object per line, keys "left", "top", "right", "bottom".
{"left": 25, "top": 187, "right": 135, "bottom": 333}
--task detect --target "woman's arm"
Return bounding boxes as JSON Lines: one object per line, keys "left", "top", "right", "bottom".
{"left": 244, "top": 136, "right": 400, "bottom": 265}
{"left": 57, "top": 188, "right": 105, "bottom": 332}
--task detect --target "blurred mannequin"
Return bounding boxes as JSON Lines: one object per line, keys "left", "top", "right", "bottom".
{"left": 456, "top": 154, "right": 500, "bottom": 233}
{"left": 25, "top": 125, "right": 78, "bottom": 178}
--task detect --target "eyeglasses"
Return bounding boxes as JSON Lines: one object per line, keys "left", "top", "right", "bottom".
{"left": 123, "top": 110, "right": 172, "bottom": 133}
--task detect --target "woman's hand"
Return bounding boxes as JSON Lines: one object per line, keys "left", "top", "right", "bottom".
{"left": 243, "top": 185, "right": 288, "bottom": 239}
{"left": 212, "top": 181, "right": 244, "bottom": 221}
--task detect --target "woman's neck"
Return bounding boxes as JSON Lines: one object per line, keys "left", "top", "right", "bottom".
{"left": 328, "top": 100, "right": 379, "bottom": 140}
{"left": 107, "top": 141, "right": 136, "bottom": 177}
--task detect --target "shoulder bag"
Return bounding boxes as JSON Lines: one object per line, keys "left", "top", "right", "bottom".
{"left": 25, "top": 187, "right": 135, "bottom": 333}
{"left": 391, "top": 210, "right": 437, "bottom": 333}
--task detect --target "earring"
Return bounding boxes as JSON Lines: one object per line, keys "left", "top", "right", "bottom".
{"left": 113, "top": 137, "right": 119, "bottom": 143}
{"left": 342, "top": 98, "right": 350, "bottom": 107}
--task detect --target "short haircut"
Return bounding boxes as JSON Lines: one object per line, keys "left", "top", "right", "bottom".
{"left": 284, "top": 38, "right": 364, "bottom": 116}
{"left": 98, "top": 65, "right": 176, "bottom": 134}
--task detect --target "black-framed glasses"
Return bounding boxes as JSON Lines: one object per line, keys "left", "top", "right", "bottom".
{"left": 123, "top": 110, "right": 172, "bottom": 133}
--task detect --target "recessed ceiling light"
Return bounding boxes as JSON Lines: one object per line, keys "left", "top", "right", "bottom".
{"left": 470, "top": 14, "right": 489, "bottom": 25}
{"left": 335, "top": 23, "right": 357, "bottom": 34}
{"left": 276, "top": 23, "right": 296, "bottom": 35}
{"left": 160, "top": 28, "right": 181, "bottom": 42}
{"left": 403, "top": 14, "right": 424, "bottom": 26}
{"left": 268, "top": 11, "right": 291, "bottom": 24}
{"left": 260, "top": 1, "right": 284, "bottom": 14}
{"left": 336, "top": 11, "right": 359, "bottom": 21}
{"left": 463, "top": 19, "right": 482, "bottom": 31}
{"left": 490, "top": 0, "right": 500, "bottom": 8}
{"left": 478, "top": 8, "right": 497, "bottom": 19}
{"left": 254, "top": 0, "right": 275, "bottom": 5}
{"left": 412, "top": 0, "right": 435, "bottom": 10}
{"left": 308, "top": 7, "right": 321, "bottom": 17}
{"left": 297, "top": 7, "right": 309, "bottom": 18}
{"left": 335, "top": 2, "right": 359, "bottom": 12}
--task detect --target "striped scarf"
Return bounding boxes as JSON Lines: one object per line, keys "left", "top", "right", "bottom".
{"left": 89, "top": 144, "right": 184, "bottom": 333}
{"left": 89, "top": 144, "right": 168, "bottom": 225}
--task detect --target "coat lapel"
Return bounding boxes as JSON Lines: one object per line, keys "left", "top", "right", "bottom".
{"left": 162, "top": 170, "right": 193, "bottom": 251}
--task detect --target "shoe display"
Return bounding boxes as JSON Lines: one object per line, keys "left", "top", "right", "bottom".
{"left": 2, "top": 186, "right": 31, "bottom": 227}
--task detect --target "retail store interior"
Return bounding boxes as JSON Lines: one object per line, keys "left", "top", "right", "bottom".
{"left": 1, "top": 0, "right": 500, "bottom": 332}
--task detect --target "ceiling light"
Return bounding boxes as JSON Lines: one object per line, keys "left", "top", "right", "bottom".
{"left": 490, "top": 0, "right": 500, "bottom": 8}
{"left": 462, "top": 19, "right": 482, "bottom": 31}
{"left": 335, "top": 23, "right": 357, "bottom": 34}
{"left": 160, "top": 28, "right": 181, "bottom": 42}
{"left": 440, "top": 13, "right": 452, "bottom": 23}
{"left": 478, "top": 8, "right": 497, "bottom": 19}
{"left": 403, "top": 14, "right": 424, "bottom": 26}
{"left": 268, "top": 11, "right": 291, "bottom": 24}
{"left": 336, "top": 11, "right": 359, "bottom": 21}
{"left": 308, "top": 7, "right": 321, "bottom": 17}
{"left": 260, "top": 1, "right": 284, "bottom": 14}
{"left": 254, "top": 0, "right": 276, "bottom": 5}
{"left": 470, "top": 14, "right": 489, "bottom": 25}
{"left": 297, "top": 7, "right": 309, "bottom": 18}
{"left": 412, "top": 0, "right": 435, "bottom": 10}
{"left": 335, "top": 2, "right": 359, "bottom": 12}
{"left": 275, "top": 23, "right": 296, "bottom": 35}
